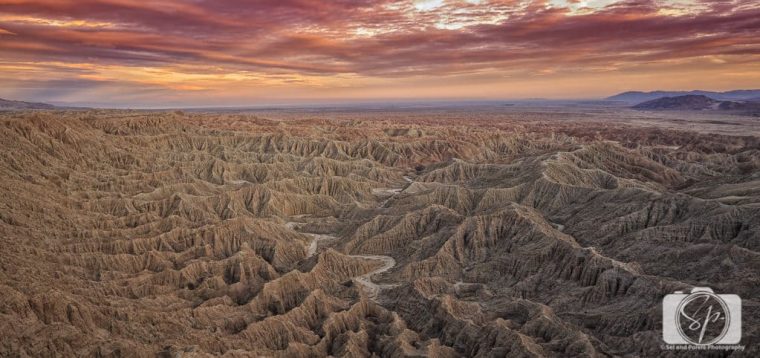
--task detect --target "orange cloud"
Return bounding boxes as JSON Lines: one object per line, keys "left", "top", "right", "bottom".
{"left": 0, "top": 0, "right": 758, "bottom": 106}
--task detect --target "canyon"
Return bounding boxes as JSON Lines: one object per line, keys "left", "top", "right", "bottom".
{"left": 0, "top": 107, "right": 758, "bottom": 357}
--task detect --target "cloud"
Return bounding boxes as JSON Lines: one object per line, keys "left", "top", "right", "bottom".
{"left": 0, "top": 0, "right": 758, "bottom": 105}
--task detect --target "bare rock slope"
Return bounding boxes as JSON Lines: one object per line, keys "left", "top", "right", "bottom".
{"left": 0, "top": 110, "right": 759, "bottom": 356}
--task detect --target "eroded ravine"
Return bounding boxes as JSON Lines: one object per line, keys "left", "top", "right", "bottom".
{"left": 4, "top": 111, "right": 759, "bottom": 357}
{"left": 349, "top": 254, "right": 397, "bottom": 301}
{"left": 284, "top": 180, "right": 411, "bottom": 301}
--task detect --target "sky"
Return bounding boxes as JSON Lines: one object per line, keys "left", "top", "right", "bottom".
{"left": 0, "top": 0, "right": 759, "bottom": 108}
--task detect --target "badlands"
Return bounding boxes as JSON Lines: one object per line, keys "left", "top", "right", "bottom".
{"left": 0, "top": 106, "right": 759, "bottom": 357}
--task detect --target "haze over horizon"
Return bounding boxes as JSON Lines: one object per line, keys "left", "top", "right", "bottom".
{"left": 1, "top": 0, "right": 759, "bottom": 107}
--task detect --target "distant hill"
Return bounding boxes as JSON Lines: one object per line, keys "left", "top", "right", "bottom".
{"left": 0, "top": 98, "right": 56, "bottom": 110}
{"left": 607, "top": 90, "right": 760, "bottom": 103}
{"left": 632, "top": 95, "right": 719, "bottom": 110}
{"left": 717, "top": 100, "right": 760, "bottom": 113}
{"left": 632, "top": 94, "right": 760, "bottom": 116}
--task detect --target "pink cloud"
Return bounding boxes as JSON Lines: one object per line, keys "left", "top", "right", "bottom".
{"left": 0, "top": 0, "right": 758, "bottom": 104}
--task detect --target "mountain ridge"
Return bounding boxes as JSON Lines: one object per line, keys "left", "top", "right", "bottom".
{"left": 631, "top": 94, "right": 760, "bottom": 116}
{"left": 607, "top": 89, "right": 760, "bottom": 103}
{"left": 0, "top": 97, "right": 57, "bottom": 110}
{"left": 632, "top": 94, "right": 719, "bottom": 110}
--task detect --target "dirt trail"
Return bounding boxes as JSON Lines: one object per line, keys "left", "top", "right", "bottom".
{"left": 284, "top": 177, "right": 413, "bottom": 301}
{"left": 304, "top": 233, "right": 338, "bottom": 257}
{"left": 283, "top": 219, "right": 337, "bottom": 258}
{"left": 349, "top": 179, "right": 413, "bottom": 300}
{"left": 351, "top": 255, "right": 397, "bottom": 301}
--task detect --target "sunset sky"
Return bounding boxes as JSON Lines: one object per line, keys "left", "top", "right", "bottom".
{"left": 1, "top": 0, "right": 759, "bottom": 107}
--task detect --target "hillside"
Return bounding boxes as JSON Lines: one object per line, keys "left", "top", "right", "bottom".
{"left": 632, "top": 94, "right": 719, "bottom": 110}
{"left": 608, "top": 89, "right": 760, "bottom": 103}
{"left": 632, "top": 94, "right": 760, "bottom": 116}
{"left": 0, "top": 98, "right": 56, "bottom": 110}
{"left": 718, "top": 100, "right": 760, "bottom": 113}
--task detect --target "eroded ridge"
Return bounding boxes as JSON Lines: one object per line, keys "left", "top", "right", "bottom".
{"left": 1, "top": 110, "right": 759, "bottom": 357}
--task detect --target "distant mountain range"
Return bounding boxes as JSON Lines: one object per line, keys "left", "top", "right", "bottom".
{"left": 629, "top": 94, "right": 760, "bottom": 116}
{"left": 607, "top": 90, "right": 760, "bottom": 103}
{"left": 0, "top": 98, "right": 57, "bottom": 110}
{"left": 632, "top": 95, "right": 719, "bottom": 110}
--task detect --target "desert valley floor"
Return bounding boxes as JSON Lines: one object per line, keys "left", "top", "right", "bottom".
{"left": 1, "top": 106, "right": 759, "bottom": 357}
